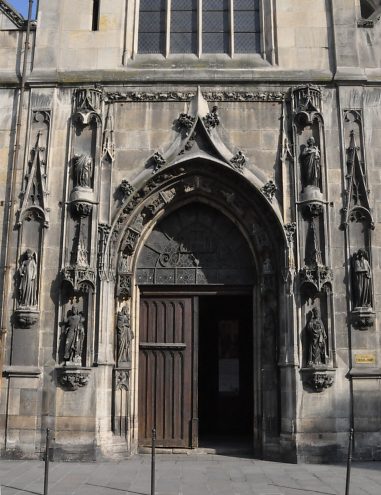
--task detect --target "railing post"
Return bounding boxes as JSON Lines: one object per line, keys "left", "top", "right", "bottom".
{"left": 345, "top": 428, "right": 354, "bottom": 495}
{"left": 43, "top": 428, "right": 51, "bottom": 495}
{"left": 151, "top": 427, "right": 156, "bottom": 495}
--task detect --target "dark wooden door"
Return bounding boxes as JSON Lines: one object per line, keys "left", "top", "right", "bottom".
{"left": 138, "top": 296, "right": 196, "bottom": 448}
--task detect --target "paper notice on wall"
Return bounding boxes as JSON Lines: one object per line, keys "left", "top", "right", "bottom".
{"left": 218, "top": 358, "right": 239, "bottom": 394}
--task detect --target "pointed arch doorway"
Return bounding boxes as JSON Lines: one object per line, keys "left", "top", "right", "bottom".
{"left": 136, "top": 202, "right": 256, "bottom": 450}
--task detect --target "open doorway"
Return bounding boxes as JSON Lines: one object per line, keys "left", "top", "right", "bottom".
{"left": 198, "top": 294, "right": 253, "bottom": 451}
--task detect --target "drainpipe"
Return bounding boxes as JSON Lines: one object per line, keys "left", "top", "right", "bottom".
{"left": 0, "top": 0, "right": 34, "bottom": 394}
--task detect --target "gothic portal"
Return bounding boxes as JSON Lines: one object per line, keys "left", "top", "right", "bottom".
{"left": 0, "top": 0, "right": 381, "bottom": 463}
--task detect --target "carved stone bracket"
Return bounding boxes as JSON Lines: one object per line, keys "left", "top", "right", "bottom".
{"left": 114, "top": 368, "right": 131, "bottom": 391}
{"left": 56, "top": 367, "right": 91, "bottom": 391}
{"left": 70, "top": 201, "right": 93, "bottom": 218}
{"left": 351, "top": 307, "right": 376, "bottom": 329}
{"left": 261, "top": 180, "right": 277, "bottom": 202}
{"left": 301, "top": 201, "right": 324, "bottom": 219}
{"left": 300, "top": 368, "right": 335, "bottom": 392}
{"left": 14, "top": 308, "right": 39, "bottom": 329}
{"left": 299, "top": 265, "right": 333, "bottom": 295}
{"left": 62, "top": 266, "right": 96, "bottom": 293}
{"left": 117, "top": 273, "right": 132, "bottom": 300}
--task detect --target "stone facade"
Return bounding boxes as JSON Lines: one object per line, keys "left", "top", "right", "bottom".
{"left": 0, "top": 0, "right": 380, "bottom": 462}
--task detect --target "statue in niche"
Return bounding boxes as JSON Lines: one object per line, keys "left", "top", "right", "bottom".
{"left": 301, "top": 137, "right": 321, "bottom": 190}
{"left": 306, "top": 307, "right": 328, "bottom": 367}
{"left": 352, "top": 249, "right": 372, "bottom": 308}
{"left": 18, "top": 249, "right": 38, "bottom": 307}
{"left": 73, "top": 153, "right": 92, "bottom": 189}
{"left": 116, "top": 305, "right": 134, "bottom": 364}
{"left": 63, "top": 306, "right": 86, "bottom": 365}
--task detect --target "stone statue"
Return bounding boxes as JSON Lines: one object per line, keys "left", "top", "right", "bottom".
{"left": 18, "top": 249, "right": 38, "bottom": 307}
{"left": 116, "top": 306, "right": 134, "bottom": 364}
{"left": 301, "top": 137, "right": 321, "bottom": 190}
{"left": 64, "top": 306, "right": 86, "bottom": 364}
{"left": 73, "top": 153, "right": 92, "bottom": 188}
{"left": 352, "top": 249, "right": 372, "bottom": 308}
{"left": 306, "top": 307, "right": 327, "bottom": 366}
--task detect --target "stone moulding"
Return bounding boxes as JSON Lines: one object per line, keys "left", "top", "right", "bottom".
{"left": 351, "top": 307, "right": 376, "bottom": 329}
{"left": 14, "top": 308, "right": 39, "bottom": 328}
{"left": 105, "top": 90, "right": 286, "bottom": 103}
{"left": 56, "top": 367, "right": 91, "bottom": 391}
{"left": 300, "top": 368, "right": 335, "bottom": 392}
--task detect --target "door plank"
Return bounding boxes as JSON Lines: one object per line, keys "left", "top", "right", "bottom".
{"left": 139, "top": 297, "right": 193, "bottom": 448}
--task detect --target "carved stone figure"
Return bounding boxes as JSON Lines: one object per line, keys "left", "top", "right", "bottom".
{"left": 352, "top": 249, "right": 372, "bottom": 308}
{"left": 73, "top": 154, "right": 92, "bottom": 188}
{"left": 301, "top": 137, "right": 321, "bottom": 190}
{"left": 306, "top": 307, "right": 327, "bottom": 367}
{"left": 18, "top": 249, "right": 38, "bottom": 307}
{"left": 116, "top": 306, "right": 134, "bottom": 364}
{"left": 63, "top": 306, "right": 86, "bottom": 364}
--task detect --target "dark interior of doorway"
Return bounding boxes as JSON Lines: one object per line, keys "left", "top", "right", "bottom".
{"left": 198, "top": 294, "right": 253, "bottom": 451}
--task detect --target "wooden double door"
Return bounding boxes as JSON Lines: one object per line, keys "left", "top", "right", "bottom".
{"left": 138, "top": 294, "right": 253, "bottom": 448}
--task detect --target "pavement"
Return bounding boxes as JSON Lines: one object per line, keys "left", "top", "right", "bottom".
{"left": 0, "top": 455, "right": 380, "bottom": 495}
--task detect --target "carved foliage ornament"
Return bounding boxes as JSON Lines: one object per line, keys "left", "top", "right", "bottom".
{"left": 230, "top": 151, "right": 246, "bottom": 173}
{"left": 105, "top": 91, "right": 285, "bottom": 102}
{"left": 261, "top": 180, "right": 277, "bottom": 202}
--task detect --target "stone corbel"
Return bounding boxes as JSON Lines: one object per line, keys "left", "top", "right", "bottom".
{"left": 56, "top": 367, "right": 91, "bottom": 391}
{"left": 351, "top": 307, "right": 376, "bottom": 330}
{"left": 300, "top": 367, "right": 335, "bottom": 392}
{"left": 14, "top": 308, "right": 39, "bottom": 328}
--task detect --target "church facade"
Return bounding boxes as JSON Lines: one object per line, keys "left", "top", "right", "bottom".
{"left": 0, "top": 0, "right": 381, "bottom": 462}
